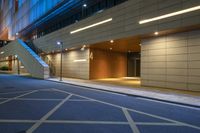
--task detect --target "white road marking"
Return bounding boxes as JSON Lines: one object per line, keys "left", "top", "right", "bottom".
{"left": 0, "top": 90, "right": 32, "bottom": 95}
{"left": 44, "top": 120, "right": 128, "bottom": 124}
{"left": 0, "top": 87, "right": 199, "bottom": 131}
{"left": 0, "top": 90, "right": 38, "bottom": 105}
{"left": 68, "top": 99, "right": 94, "bottom": 102}
{"left": 0, "top": 119, "right": 184, "bottom": 126}
{"left": 123, "top": 108, "right": 140, "bottom": 133}
{"left": 0, "top": 119, "right": 36, "bottom": 123}
{"left": 136, "top": 122, "right": 182, "bottom": 126}
{"left": 26, "top": 94, "right": 72, "bottom": 133}
{"left": 17, "top": 98, "right": 63, "bottom": 101}
{"left": 54, "top": 88, "right": 200, "bottom": 130}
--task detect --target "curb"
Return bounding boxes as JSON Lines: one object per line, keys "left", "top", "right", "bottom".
{"left": 47, "top": 79, "right": 200, "bottom": 108}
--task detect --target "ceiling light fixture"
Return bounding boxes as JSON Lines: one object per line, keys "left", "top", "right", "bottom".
{"left": 56, "top": 41, "right": 63, "bottom": 45}
{"left": 0, "top": 51, "right": 4, "bottom": 54}
{"left": 70, "top": 18, "right": 112, "bottom": 34}
{"left": 154, "top": 32, "right": 159, "bottom": 35}
{"left": 74, "top": 59, "right": 87, "bottom": 62}
{"left": 81, "top": 47, "right": 85, "bottom": 51}
{"left": 110, "top": 40, "right": 114, "bottom": 43}
{"left": 81, "top": 45, "right": 86, "bottom": 51}
{"left": 139, "top": 5, "right": 200, "bottom": 24}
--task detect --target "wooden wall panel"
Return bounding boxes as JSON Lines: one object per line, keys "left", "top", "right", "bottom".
{"left": 90, "top": 48, "right": 127, "bottom": 79}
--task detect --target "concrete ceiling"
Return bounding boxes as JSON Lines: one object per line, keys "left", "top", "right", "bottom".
{"left": 90, "top": 36, "right": 141, "bottom": 53}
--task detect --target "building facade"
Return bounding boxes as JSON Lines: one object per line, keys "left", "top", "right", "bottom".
{"left": 0, "top": 0, "right": 200, "bottom": 91}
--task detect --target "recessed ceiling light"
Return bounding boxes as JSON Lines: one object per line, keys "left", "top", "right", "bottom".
{"left": 0, "top": 51, "right": 4, "bottom": 54}
{"left": 154, "top": 32, "right": 159, "bottom": 35}
{"left": 81, "top": 47, "right": 85, "bottom": 51}
{"left": 56, "top": 41, "right": 63, "bottom": 45}
{"left": 110, "top": 40, "right": 114, "bottom": 43}
{"left": 139, "top": 5, "right": 200, "bottom": 24}
{"left": 110, "top": 48, "right": 112, "bottom": 50}
{"left": 81, "top": 45, "right": 86, "bottom": 51}
{"left": 83, "top": 4, "right": 87, "bottom": 7}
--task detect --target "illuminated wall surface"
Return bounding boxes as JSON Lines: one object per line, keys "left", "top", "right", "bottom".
{"left": 0, "top": 0, "right": 63, "bottom": 39}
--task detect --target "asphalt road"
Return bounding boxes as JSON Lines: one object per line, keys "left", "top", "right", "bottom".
{"left": 0, "top": 74, "right": 199, "bottom": 133}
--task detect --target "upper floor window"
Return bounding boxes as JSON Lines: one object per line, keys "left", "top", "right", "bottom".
{"left": 18, "top": 0, "right": 26, "bottom": 8}
{"left": 15, "top": 0, "right": 26, "bottom": 12}
{"left": 14, "top": 0, "right": 18, "bottom": 12}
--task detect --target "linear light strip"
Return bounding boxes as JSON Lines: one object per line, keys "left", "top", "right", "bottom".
{"left": 70, "top": 18, "right": 112, "bottom": 34}
{"left": 73, "top": 59, "right": 87, "bottom": 62}
{"left": 139, "top": 5, "right": 200, "bottom": 24}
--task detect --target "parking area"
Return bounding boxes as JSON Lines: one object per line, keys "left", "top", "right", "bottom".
{"left": 0, "top": 74, "right": 200, "bottom": 133}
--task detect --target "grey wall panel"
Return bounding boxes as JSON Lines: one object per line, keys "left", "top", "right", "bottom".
{"left": 141, "top": 30, "right": 200, "bottom": 91}
{"left": 44, "top": 49, "right": 89, "bottom": 80}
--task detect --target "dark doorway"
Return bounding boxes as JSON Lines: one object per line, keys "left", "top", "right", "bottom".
{"left": 127, "top": 52, "right": 141, "bottom": 77}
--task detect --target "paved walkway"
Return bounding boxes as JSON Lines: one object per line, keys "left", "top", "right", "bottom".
{"left": 48, "top": 77, "right": 200, "bottom": 107}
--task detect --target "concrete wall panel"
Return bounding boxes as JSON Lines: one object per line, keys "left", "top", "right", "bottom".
{"left": 141, "top": 30, "right": 200, "bottom": 91}
{"left": 44, "top": 49, "right": 89, "bottom": 80}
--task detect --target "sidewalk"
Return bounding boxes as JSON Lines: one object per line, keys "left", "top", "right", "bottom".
{"left": 48, "top": 77, "right": 200, "bottom": 107}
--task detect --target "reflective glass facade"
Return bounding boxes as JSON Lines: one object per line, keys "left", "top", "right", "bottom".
{"left": 0, "top": 0, "right": 62, "bottom": 39}
{"left": 0, "top": 0, "right": 127, "bottom": 40}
